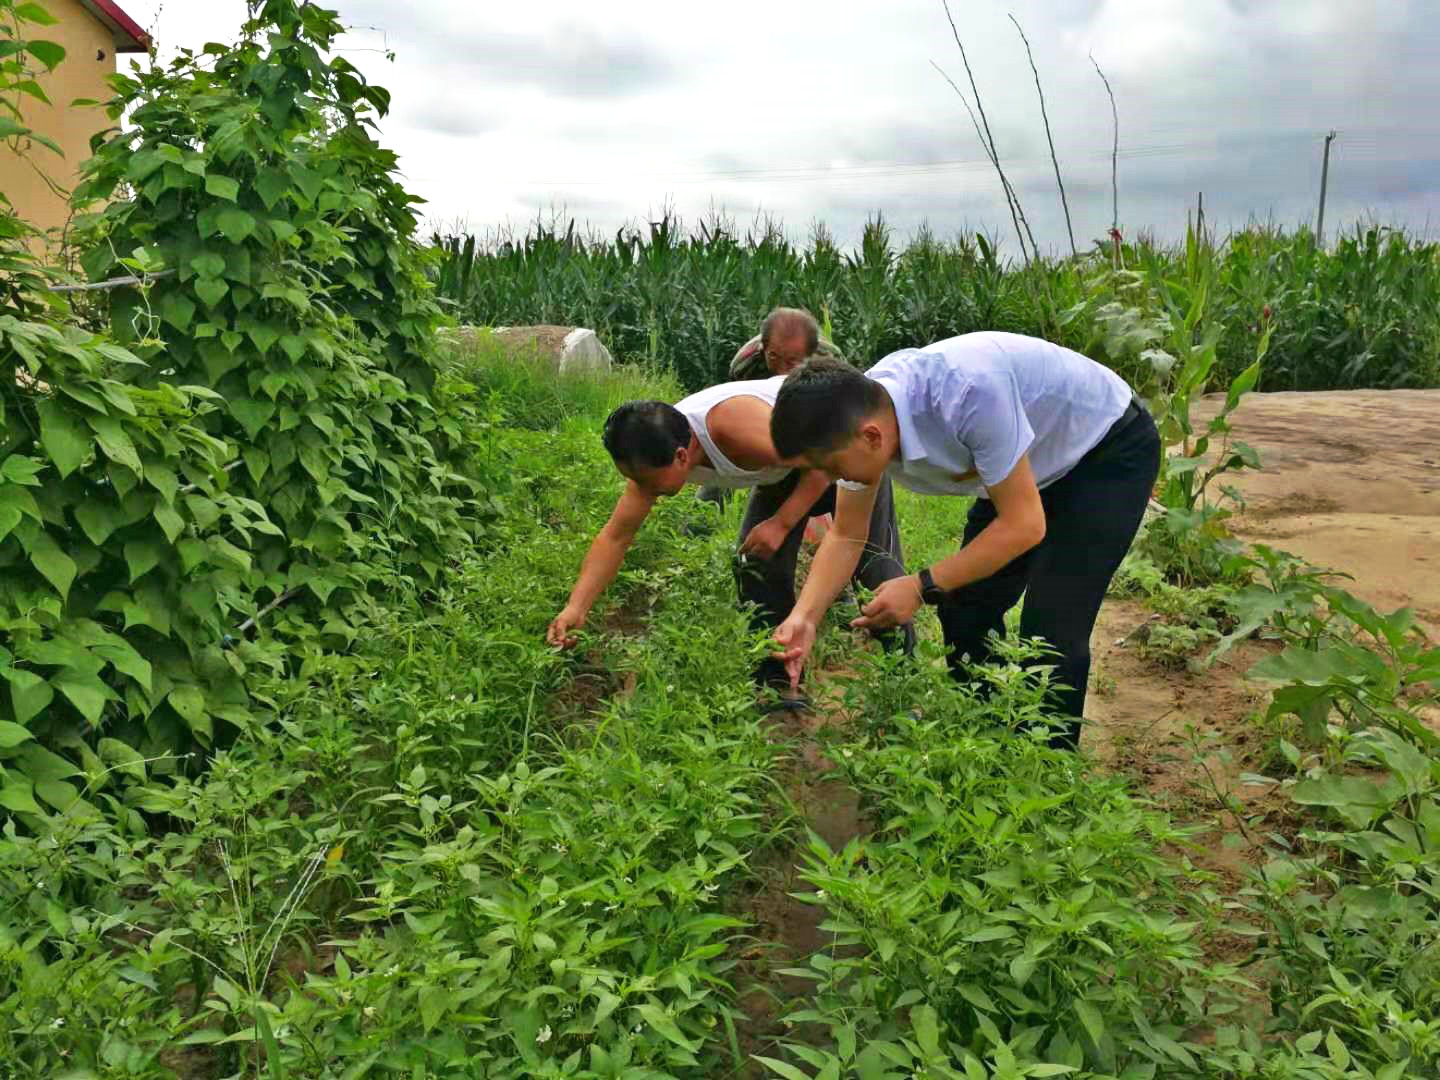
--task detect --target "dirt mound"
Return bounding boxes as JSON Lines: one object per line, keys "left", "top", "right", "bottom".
{"left": 1193, "top": 388, "right": 1440, "bottom": 631}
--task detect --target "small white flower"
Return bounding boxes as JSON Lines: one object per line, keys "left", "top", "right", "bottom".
{"left": 364, "top": 1007, "right": 376, "bottom": 1019}
{"left": 552, "top": 842, "right": 568, "bottom": 853}
{"left": 51, "top": 1017, "right": 65, "bottom": 1029}
{"left": 536, "top": 1024, "right": 552, "bottom": 1044}
{"left": 623, "top": 876, "right": 632, "bottom": 884}
{"left": 815, "top": 890, "right": 827, "bottom": 900}
{"left": 841, "top": 749, "right": 853, "bottom": 759}
{"left": 633, "top": 1023, "right": 644, "bottom": 1034}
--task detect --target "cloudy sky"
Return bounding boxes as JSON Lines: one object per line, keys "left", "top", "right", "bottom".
{"left": 120, "top": 0, "right": 1438, "bottom": 254}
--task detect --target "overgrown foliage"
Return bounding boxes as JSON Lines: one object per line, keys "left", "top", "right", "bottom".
{"left": 2, "top": 2, "right": 490, "bottom": 817}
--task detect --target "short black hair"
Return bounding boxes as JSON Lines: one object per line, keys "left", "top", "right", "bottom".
{"left": 760, "top": 307, "right": 820, "bottom": 354}
{"left": 770, "top": 356, "right": 887, "bottom": 459}
{"left": 602, "top": 400, "right": 692, "bottom": 469}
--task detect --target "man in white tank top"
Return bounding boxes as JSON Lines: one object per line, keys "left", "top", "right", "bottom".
{"left": 547, "top": 376, "right": 914, "bottom": 701}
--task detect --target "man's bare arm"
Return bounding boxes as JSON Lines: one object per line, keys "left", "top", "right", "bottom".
{"left": 548, "top": 482, "right": 656, "bottom": 646}
{"left": 928, "top": 455, "right": 1046, "bottom": 591}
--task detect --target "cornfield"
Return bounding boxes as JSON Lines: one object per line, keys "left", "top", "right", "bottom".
{"left": 432, "top": 212, "right": 1440, "bottom": 393}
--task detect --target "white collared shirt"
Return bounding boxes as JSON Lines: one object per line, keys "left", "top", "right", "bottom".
{"left": 837, "top": 332, "right": 1133, "bottom": 498}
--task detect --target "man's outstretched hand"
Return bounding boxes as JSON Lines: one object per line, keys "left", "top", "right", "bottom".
{"left": 739, "top": 516, "right": 789, "bottom": 560}
{"left": 547, "top": 606, "right": 587, "bottom": 649}
{"left": 772, "top": 616, "right": 817, "bottom": 690}
{"left": 850, "top": 574, "right": 922, "bottom": 632}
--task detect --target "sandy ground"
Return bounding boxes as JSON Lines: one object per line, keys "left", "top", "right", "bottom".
{"left": 1085, "top": 387, "right": 1440, "bottom": 886}
{"left": 1192, "top": 388, "right": 1440, "bottom": 630}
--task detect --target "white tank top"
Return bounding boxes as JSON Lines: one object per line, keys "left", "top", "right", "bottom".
{"left": 676, "top": 376, "right": 792, "bottom": 489}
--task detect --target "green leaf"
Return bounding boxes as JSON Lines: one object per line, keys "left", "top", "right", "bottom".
{"left": 753, "top": 1059, "right": 811, "bottom": 1080}
{"left": 216, "top": 207, "right": 256, "bottom": 244}
{"left": 7, "top": 670, "right": 53, "bottom": 726}
{"left": 963, "top": 925, "right": 1016, "bottom": 942}
{"left": 16, "top": 3, "right": 62, "bottom": 26}
{"left": 53, "top": 670, "right": 111, "bottom": 726}
{"left": 256, "top": 1007, "right": 285, "bottom": 1080}
{"left": 74, "top": 501, "right": 120, "bottom": 546}
{"left": 1, "top": 455, "right": 43, "bottom": 485}
{"left": 245, "top": 320, "right": 280, "bottom": 355}
{"left": 0, "top": 720, "right": 35, "bottom": 748}
{"left": 208, "top": 536, "right": 252, "bottom": 572}
{"left": 195, "top": 276, "right": 229, "bottom": 308}
{"left": 178, "top": 539, "right": 208, "bottom": 573}
{"left": 911, "top": 1003, "right": 940, "bottom": 1057}
{"left": 289, "top": 165, "right": 324, "bottom": 204}
{"left": 0, "top": 501, "right": 22, "bottom": 544}
{"left": 1009, "top": 952, "right": 1038, "bottom": 987}
{"left": 191, "top": 252, "right": 226, "bottom": 278}
{"left": 154, "top": 503, "right": 185, "bottom": 544}
{"left": 1073, "top": 1000, "right": 1105, "bottom": 1047}
{"left": 98, "top": 737, "right": 147, "bottom": 780}
{"left": 957, "top": 983, "right": 997, "bottom": 1013}
{"left": 125, "top": 540, "right": 161, "bottom": 583}
{"left": 1248, "top": 645, "right": 1361, "bottom": 686}
{"left": 87, "top": 416, "right": 143, "bottom": 473}
{"left": 15, "top": 743, "right": 78, "bottom": 782}
{"left": 145, "top": 462, "right": 179, "bottom": 505}
{"left": 419, "top": 984, "right": 448, "bottom": 1033}
{"left": 94, "top": 642, "right": 152, "bottom": 692}
{"left": 21, "top": 528, "right": 77, "bottom": 601}
{"left": 1291, "top": 775, "right": 1392, "bottom": 814}
{"left": 204, "top": 174, "right": 240, "bottom": 201}
{"left": 255, "top": 169, "right": 289, "bottom": 210}
{"left": 231, "top": 398, "right": 276, "bottom": 440}
{"left": 0, "top": 779, "right": 43, "bottom": 815}
{"left": 25, "top": 38, "right": 65, "bottom": 70}
{"left": 633, "top": 1002, "right": 700, "bottom": 1052}
{"left": 168, "top": 685, "right": 208, "bottom": 729}
{"left": 161, "top": 291, "right": 196, "bottom": 331}
{"left": 38, "top": 399, "right": 92, "bottom": 478}
{"left": 1223, "top": 358, "right": 1262, "bottom": 414}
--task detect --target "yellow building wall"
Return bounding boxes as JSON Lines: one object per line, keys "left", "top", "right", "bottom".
{"left": 0, "top": 0, "right": 118, "bottom": 236}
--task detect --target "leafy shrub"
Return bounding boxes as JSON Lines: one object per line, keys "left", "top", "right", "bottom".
{"left": 0, "top": 0, "right": 511, "bottom": 817}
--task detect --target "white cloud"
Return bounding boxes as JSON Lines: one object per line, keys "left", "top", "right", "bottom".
{"left": 116, "top": 0, "right": 1440, "bottom": 252}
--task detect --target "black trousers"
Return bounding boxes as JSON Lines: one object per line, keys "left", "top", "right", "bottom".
{"left": 936, "top": 403, "right": 1160, "bottom": 750}
{"left": 735, "top": 471, "right": 915, "bottom": 688}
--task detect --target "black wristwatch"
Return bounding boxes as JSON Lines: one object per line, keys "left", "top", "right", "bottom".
{"left": 917, "top": 566, "right": 947, "bottom": 605}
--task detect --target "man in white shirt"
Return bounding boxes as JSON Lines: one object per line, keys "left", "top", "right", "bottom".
{"left": 767, "top": 332, "right": 1160, "bottom": 749}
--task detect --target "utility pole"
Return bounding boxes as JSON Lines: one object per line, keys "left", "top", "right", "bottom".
{"left": 1316, "top": 130, "right": 1337, "bottom": 247}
